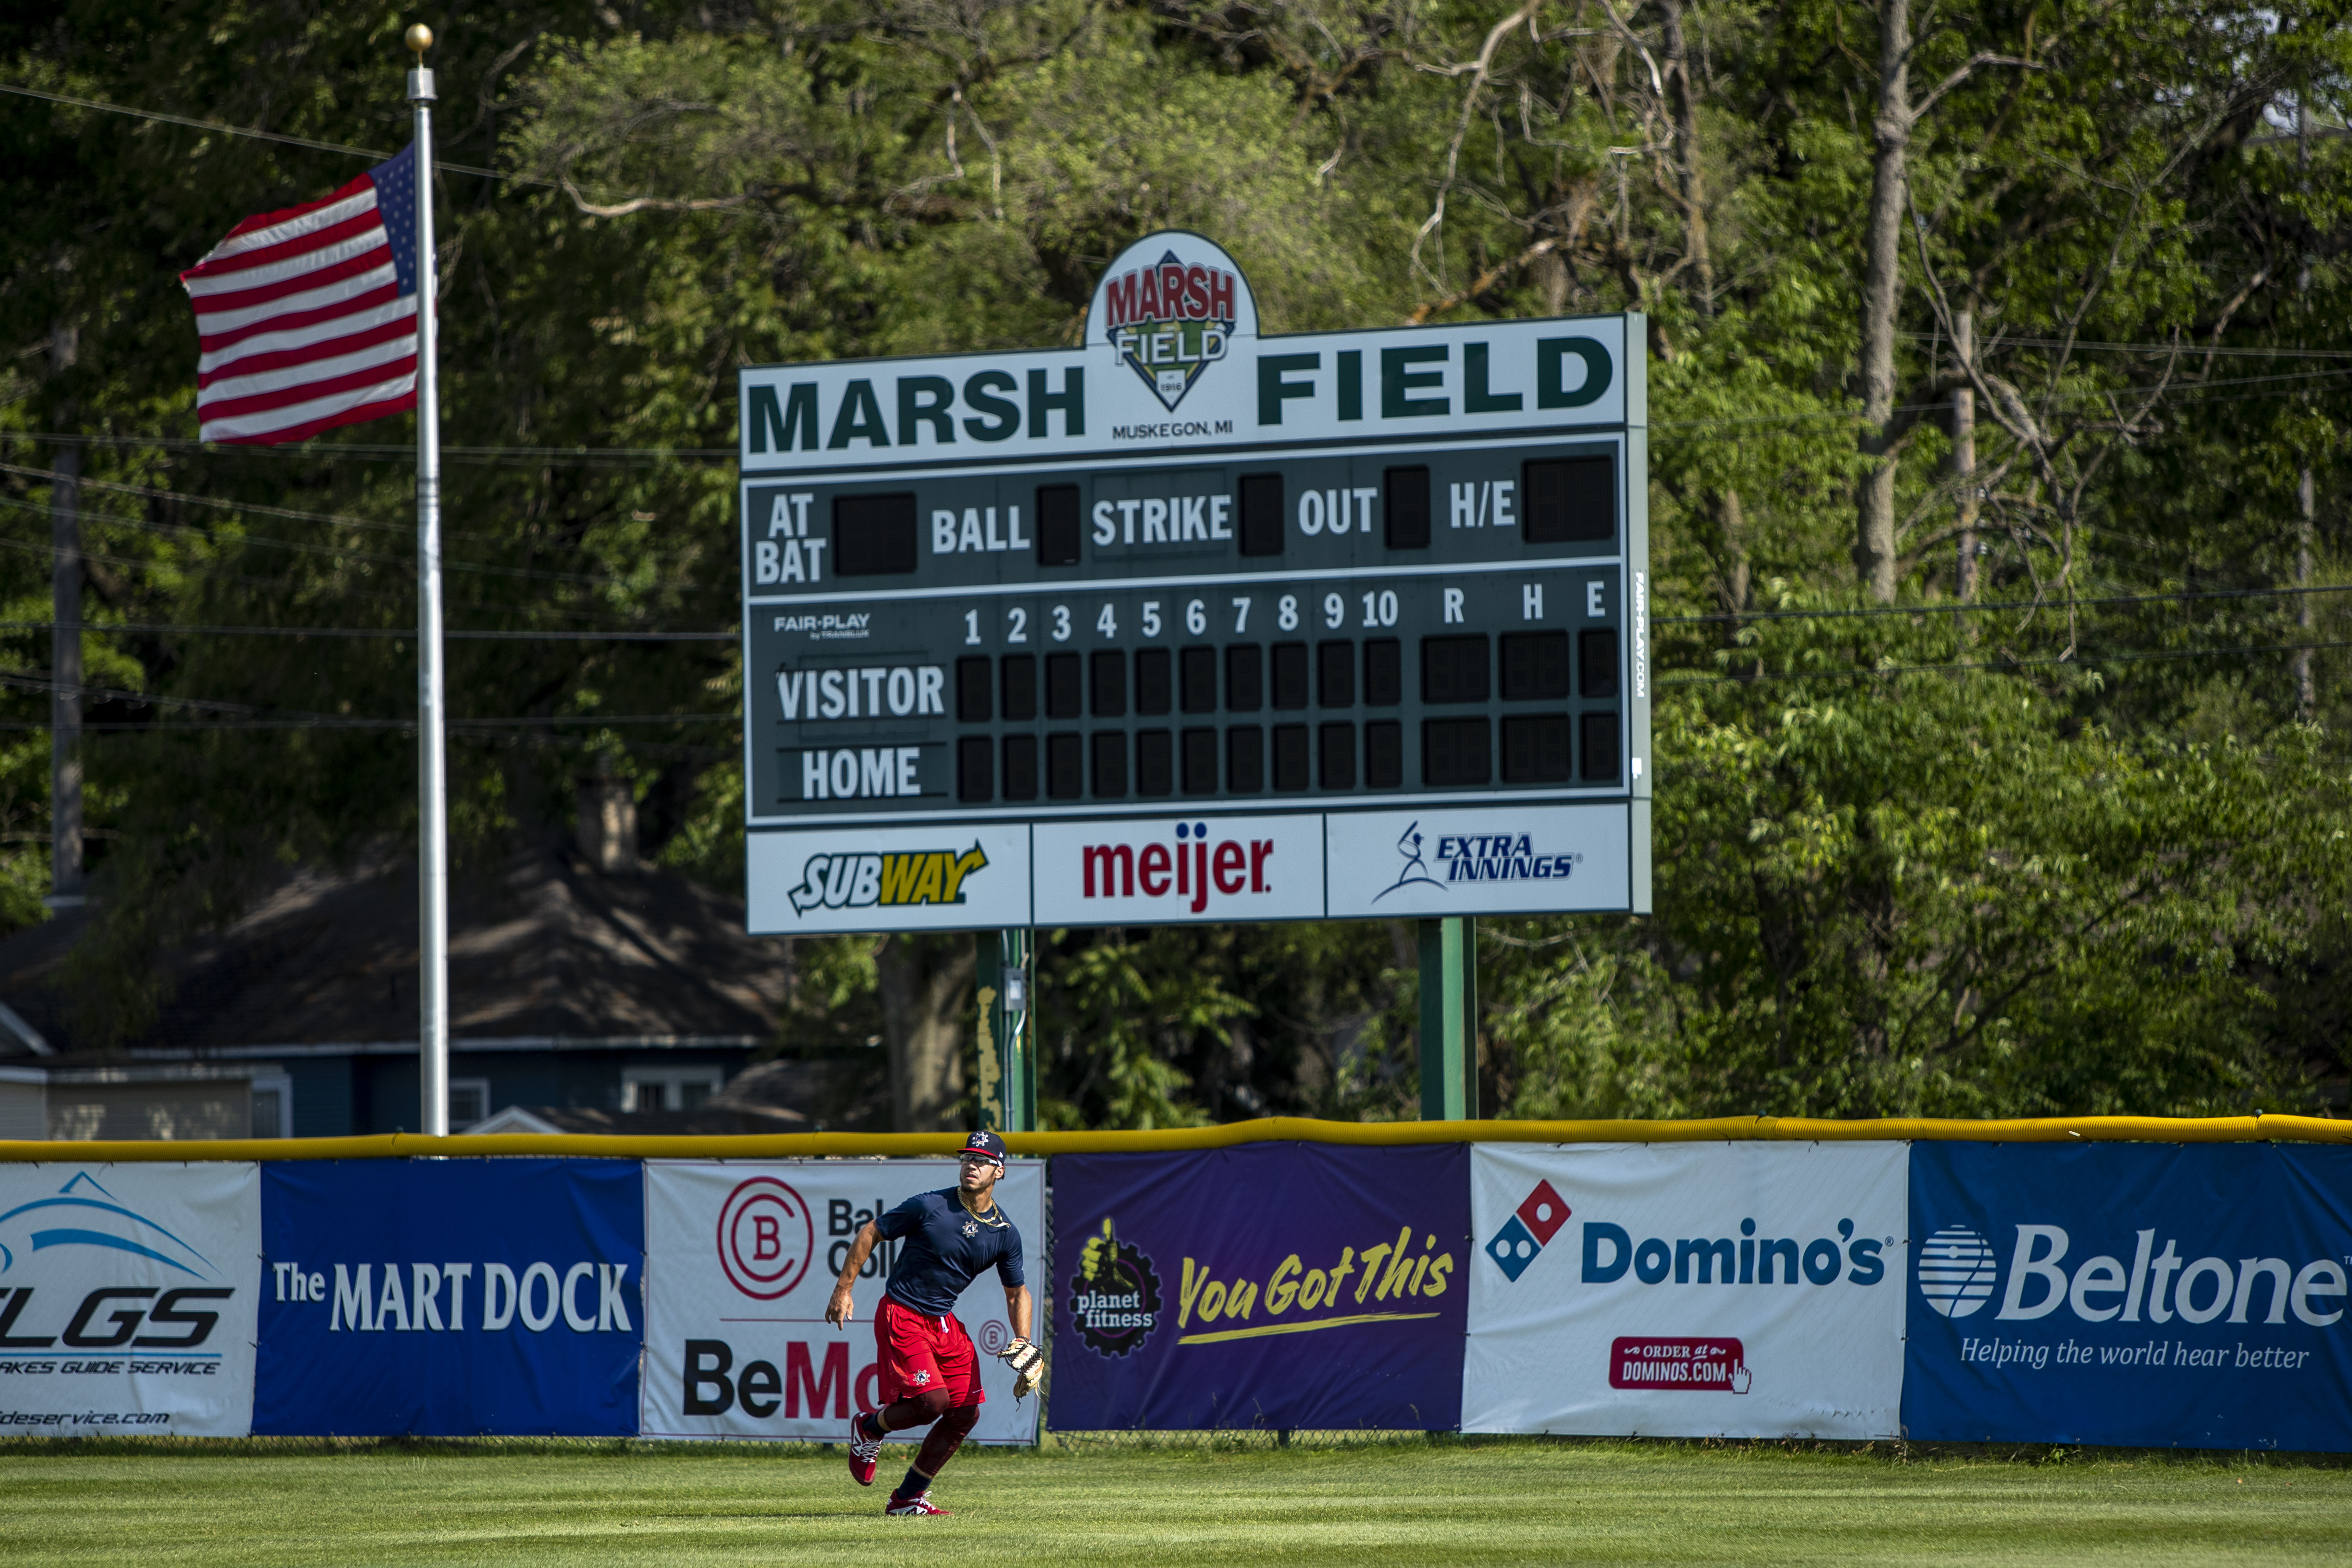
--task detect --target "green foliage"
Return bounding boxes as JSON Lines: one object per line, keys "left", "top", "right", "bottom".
{"left": 3, "top": 0, "right": 2348, "bottom": 1118}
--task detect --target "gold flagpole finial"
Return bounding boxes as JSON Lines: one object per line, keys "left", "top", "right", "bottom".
{"left": 405, "top": 23, "right": 434, "bottom": 56}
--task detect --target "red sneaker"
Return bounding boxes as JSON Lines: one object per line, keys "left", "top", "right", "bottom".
{"left": 846, "top": 1414, "right": 882, "bottom": 1487}
{"left": 885, "top": 1491, "right": 949, "bottom": 1516}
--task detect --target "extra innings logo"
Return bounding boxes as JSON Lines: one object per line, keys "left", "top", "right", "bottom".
{"left": 1102, "top": 251, "right": 1237, "bottom": 410}
{"left": 1067, "top": 1217, "right": 1161, "bottom": 1357}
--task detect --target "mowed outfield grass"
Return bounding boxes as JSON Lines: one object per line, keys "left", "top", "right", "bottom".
{"left": 3, "top": 1437, "right": 2348, "bottom": 1567}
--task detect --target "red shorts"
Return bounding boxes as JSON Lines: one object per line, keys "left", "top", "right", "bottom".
{"left": 874, "top": 1294, "right": 984, "bottom": 1409}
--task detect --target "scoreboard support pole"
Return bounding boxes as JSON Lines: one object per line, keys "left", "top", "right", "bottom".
{"left": 1418, "top": 918, "right": 1479, "bottom": 1120}
{"left": 976, "top": 930, "right": 1036, "bottom": 1134}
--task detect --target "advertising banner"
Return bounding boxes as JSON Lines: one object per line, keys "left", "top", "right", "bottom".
{"left": 1462, "top": 1143, "right": 1906, "bottom": 1437}
{"left": 641, "top": 1159, "right": 1044, "bottom": 1444}
{"left": 1906, "top": 1142, "right": 2352, "bottom": 1451}
{"left": 1324, "top": 806, "right": 1637, "bottom": 919}
{"left": 0, "top": 1163, "right": 260, "bottom": 1437}
{"left": 253, "top": 1159, "right": 644, "bottom": 1436}
{"left": 1049, "top": 1143, "right": 1468, "bottom": 1430}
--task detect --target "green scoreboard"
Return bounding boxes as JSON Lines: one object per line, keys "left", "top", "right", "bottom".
{"left": 739, "top": 233, "right": 1648, "bottom": 935}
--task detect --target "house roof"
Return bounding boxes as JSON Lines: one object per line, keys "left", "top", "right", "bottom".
{"left": 0, "top": 837, "right": 794, "bottom": 1057}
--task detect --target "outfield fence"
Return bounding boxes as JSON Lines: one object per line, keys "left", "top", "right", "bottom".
{"left": 1, "top": 1116, "right": 2345, "bottom": 1451}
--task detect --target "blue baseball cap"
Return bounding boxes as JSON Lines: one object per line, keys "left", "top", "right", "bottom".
{"left": 961, "top": 1129, "right": 1007, "bottom": 1165}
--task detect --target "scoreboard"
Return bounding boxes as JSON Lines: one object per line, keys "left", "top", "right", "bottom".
{"left": 739, "top": 232, "right": 1649, "bottom": 935}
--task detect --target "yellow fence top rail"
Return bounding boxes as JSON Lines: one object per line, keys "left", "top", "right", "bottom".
{"left": 0, "top": 1112, "right": 2343, "bottom": 1162}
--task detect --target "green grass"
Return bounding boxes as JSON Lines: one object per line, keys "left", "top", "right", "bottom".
{"left": 2, "top": 1436, "right": 2349, "bottom": 1565}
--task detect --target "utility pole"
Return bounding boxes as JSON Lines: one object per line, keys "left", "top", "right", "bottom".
{"left": 409, "top": 25, "right": 450, "bottom": 1137}
{"left": 1419, "top": 918, "right": 1478, "bottom": 1120}
{"left": 47, "top": 325, "right": 83, "bottom": 910}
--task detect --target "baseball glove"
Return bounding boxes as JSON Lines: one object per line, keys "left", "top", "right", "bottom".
{"left": 997, "top": 1337, "right": 1046, "bottom": 1399}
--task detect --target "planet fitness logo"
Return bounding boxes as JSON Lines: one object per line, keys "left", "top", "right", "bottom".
{"left": 1067, "top": 1217, "right": 1162, "bottom": 1357}
{"left": 717, "top": 1177, "right": 815, "bottom": 1301}
{"left": 1485, "top": 1180, "right": 1571, "bottom": 1282}
{"left": 1916, "top": 1224, "right": 1999, "bottom": 1318}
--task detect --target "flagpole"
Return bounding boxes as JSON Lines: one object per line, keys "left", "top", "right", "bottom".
{"left": 407, "top": 24, "right": 450, "bottom": 1138}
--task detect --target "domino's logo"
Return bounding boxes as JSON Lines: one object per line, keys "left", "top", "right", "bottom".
{"left": 1485, "top": 1180, "right": 1571, "bottom": 1282}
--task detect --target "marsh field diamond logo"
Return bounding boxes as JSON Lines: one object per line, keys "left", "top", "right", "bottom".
{"left": 1086, "top": 233, "right": 1257, "bottom": 415}
{"left": 1916, "top": 1224, "right": 1999, "bottom": 1317}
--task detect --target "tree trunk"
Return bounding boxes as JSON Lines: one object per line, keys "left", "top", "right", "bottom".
{"left": 2296, "top": 465, "right": 2315, "bottom": 718}
{"left": 1854, "top": 0, "right": 1913, "bottom": 602}
{"left": 876, "top": 933, "right": 974, "bottom": 1131}
{"left": 1656, "top": 0, "right": 1714, "bottom": 313}
{"left": 1952, "top": 307, "right": 1979, "bottom": 601}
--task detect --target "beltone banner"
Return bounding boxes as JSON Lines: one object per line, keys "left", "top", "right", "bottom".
{"left": 0, "top": 1163, "right": 261, "bottom": 1437}
{"left": 253, "top": 1159, "right": 644, "bottom": 1436}
{"left": 1462, "top": 1143, "right": 1906, "bottom": 1438}
{"left": 1048, "top": 1143, "right": 1469, "bottom": 1430}
{"left": 641, "top": 1160, "right": 1044, "bottom": 1444}
{"left": 1905, "top": 1142, "right": 2352, "bottom": 1451}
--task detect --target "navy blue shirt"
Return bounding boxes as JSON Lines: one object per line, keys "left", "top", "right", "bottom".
{"left": 877, "top": 1188, "right": 1025, "bottom": 1317}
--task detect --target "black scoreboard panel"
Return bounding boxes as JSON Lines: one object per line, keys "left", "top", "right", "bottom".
{"left": 744, "top": 438, "right": 1628, "bottom": 823}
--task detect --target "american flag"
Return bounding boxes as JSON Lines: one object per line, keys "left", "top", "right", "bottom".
{"left": 179, "top": 145, "right": 422, "bottom": 446}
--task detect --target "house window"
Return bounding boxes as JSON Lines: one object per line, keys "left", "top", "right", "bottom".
{"left": 448, "top": 1078, "right": 491, "bottom": 1130}
{"left": 622, "top": 1067, "right": 724, "bottom": 1112}
{"left": 248, "top": 1073, "right": 293, "bottom": 1138}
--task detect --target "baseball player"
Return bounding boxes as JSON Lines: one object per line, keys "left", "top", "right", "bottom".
{"left": 827, "top": 1129, "right": 1042, "bottom": 1516}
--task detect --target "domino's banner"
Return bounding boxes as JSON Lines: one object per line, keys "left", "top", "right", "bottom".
{"left": 254, "top": 1160, "right": 643, "bottom": 1435}
{"left": 1049, "top": 1143, "right": 1469, "bottom": 1430}
{"left": 1462, "top": 1143, "right": 1906, "bottom": 1437}
{"left": 0, "top": 1164, "right": 261, "bottom": 1437}
{"left": 1906, "top": 1142, "right": 2352, "bottom": 1451}
{"left": 641, "top": 1160, "right": 1044, "bottom": 1445}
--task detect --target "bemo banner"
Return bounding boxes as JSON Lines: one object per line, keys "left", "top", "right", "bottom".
{"left": 1463, "top": 1143, "right": 1907, "bottom": 1438}
{"left": 254, "top": 1159, "right": 644, "bottom": 1436}
{"left": 641, "top": 1160, "right": 1044, "bottom": 1444}
{"left": 0, "top": 1163, "right": 261, "bottom": 1438}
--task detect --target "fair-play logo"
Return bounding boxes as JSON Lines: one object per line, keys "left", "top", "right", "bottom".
{"left": 1485, "top": 1180, "right": 1571, "bottom": 1282}
{"left": 1916, "top": 1225, "right": 1999, "bottom": 1318}
{"left": 717, "top": 1178, "right": 815, "bottom": 1301}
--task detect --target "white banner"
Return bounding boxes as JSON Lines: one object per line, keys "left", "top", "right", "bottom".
{"left": 1324, "top": 805, "right": 1634, "bottom": 918}
{"left": 0, "top": 1163, "right": 261, "bottom": 1437}
{"left": 1464, "top": 1143, "right": 1906, "bottom": 1438}
{"left": 642, "top": 1160, "right": 1044, "bottom": 1444}
{"left": 746, "top": 823, "right": 1031, "bottom": 933}
{"left": 1032, "top": 812, "right": 1325, "bottom": 924}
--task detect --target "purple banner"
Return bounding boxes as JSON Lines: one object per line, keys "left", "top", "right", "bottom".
{"left": 1049, "top": 1143, "right": 1469, "bottom": 1429}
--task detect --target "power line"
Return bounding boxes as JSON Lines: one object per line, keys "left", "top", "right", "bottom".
{"left": 1659, "top": 583, "right": 2352, "bottom": 626}
{"left": 4, "top": 430, "right": 732, "bottom": 465}
{"left": 1662, "top": 638, "right": 2352, "bottom": 686}
{"left": 0, "top": 81, "right": 546, "bottom": 185}
{"left": 0, "top": 459, "right": 528, "bottom": 548}
{"left": 0, "top": 621, "right": 734, "bottom": 642}
{"left": 0, "top": 492, "right": 641, "bottom": 589}
{"left": 1899, "top": 332, "right": 2352, "bottom": 361}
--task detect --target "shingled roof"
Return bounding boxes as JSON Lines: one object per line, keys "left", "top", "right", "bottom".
{"left": 0, "top": 836, "right": 793, "bottom": 1057}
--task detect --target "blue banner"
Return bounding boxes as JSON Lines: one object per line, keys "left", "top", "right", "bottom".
{"left": 1906, "top": 1142, "right": 2352, "bottom": 1451}
{"left": 1049, "top": 1143, "right": 1468, "bottom": 1430}
{"left": 254, "top": 1159, "right": 643, "bottom": 1436}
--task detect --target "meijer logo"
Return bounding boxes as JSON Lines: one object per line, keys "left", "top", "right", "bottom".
{"left": 1081, "top": 821, "right": 1273, "bottom": 913}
